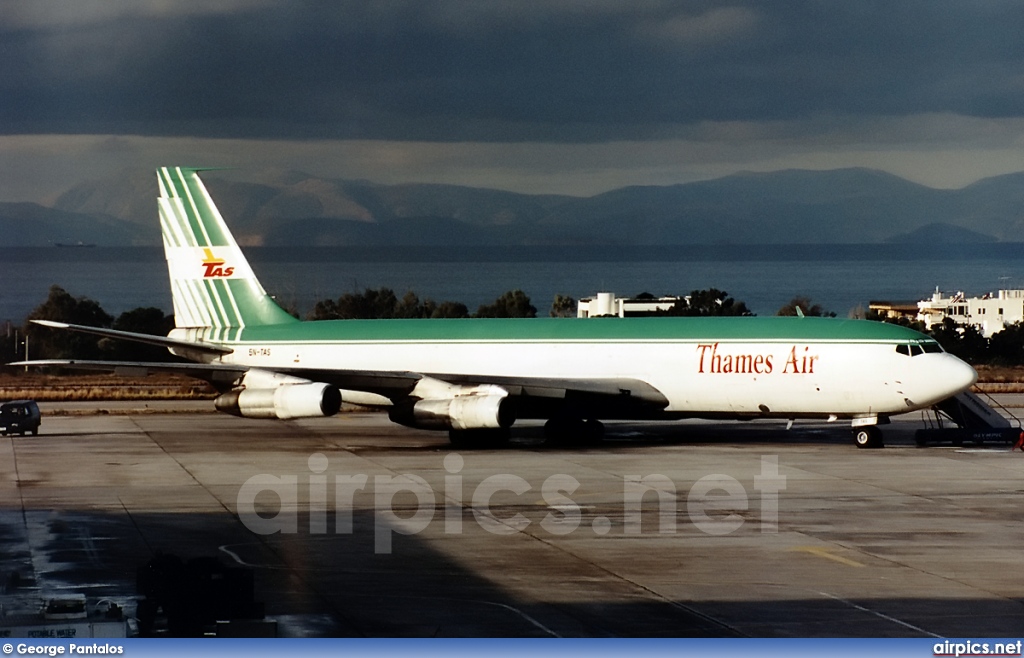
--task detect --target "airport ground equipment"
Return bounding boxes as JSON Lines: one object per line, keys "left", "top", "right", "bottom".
{"left": 916, "top": 390, "right": 1022, "bottom": 446}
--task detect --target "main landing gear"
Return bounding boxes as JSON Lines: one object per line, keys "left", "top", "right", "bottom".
{"left": 853, "top": 425, "right": 884, "bottom": 449}
{"left": 543, "top": 417, "right": 605, "bottom": 447}
{"left": 448, "top": 427, "right": 511, "bottom": 449}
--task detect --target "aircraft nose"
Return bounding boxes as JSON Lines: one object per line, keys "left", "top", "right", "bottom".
{"left": 918, "top": 354, "right": 978, "bottom": 405}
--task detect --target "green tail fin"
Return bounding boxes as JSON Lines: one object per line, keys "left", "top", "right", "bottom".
{"left": 157, "top": 167, "right": 297, "bottom": 329}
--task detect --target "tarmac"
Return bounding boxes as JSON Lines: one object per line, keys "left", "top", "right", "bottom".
{"left": 3, "top": 400, "right": 1024, "bottom": 637}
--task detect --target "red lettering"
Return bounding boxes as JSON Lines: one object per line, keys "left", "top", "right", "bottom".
{"left": 783, "top": 346, "right": 818, "bottom": 374}
{"left": 697, "top": 343, "right": 716, "bottom": 373}
{"left": 784, "top": 346, "right": 799, "bottom": 373}
{"left": 201, "top": 261, "right": 233, "bottom": 278}
{"left": 697, "top": 343, "right": 779, "bottom": 375}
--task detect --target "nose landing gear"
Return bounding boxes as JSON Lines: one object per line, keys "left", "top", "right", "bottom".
{"left": 853, "top": 425, "right": 884, "bottom": 449}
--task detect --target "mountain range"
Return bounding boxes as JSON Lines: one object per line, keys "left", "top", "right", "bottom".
{"left": 3, "top": 167, "right": 1023, "bottom": 247}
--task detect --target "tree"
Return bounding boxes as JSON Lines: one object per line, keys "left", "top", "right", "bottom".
{"left": 430, "top": 301, "right": 470, "bottom": 319}
{"left": 475, "top": 290, "right": 537, "bottom": 318}
{"left": 394, "top": 291, "right": 427, "bottom": 319}
{"left": 26, "top": 285, "right": 113, "bottom": 359}
{"left": 103, "top": 307, "right": 176, "bottom": 361}
{"left": 777, "top": 296, "right": 835, "bottom": 317}
{"left": 307, "top": 288, "right": 400, "bottom": 320}
{"left": 928, "top": 318, "right": 988, "bottom": 364}
{"left": 1, "top": 321, "right": 21, "bottom": 367}
{"left": 550, "top": 294, "right": 576, "bottom": 318}
{"left": 308, "top": 287, "right": 469, "bottom": 320}
{"left": 987, "top": 321, "right": 1024, "bottom": 366}
{"left": 343, "top": 287, "right": 399, "bottom": 319}
{"left": 661, "top": 288, "right": 753, "bottom": 317}
{"left": 307, "top": 298, "right": 340, "bottom": 321}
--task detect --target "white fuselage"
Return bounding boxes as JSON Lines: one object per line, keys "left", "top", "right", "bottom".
{"left": 210, "top": 335, "right": 976, "bottom": 419}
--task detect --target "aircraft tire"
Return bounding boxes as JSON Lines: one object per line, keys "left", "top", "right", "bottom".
{"left": 582, "top": 419, "right": 605, "bottom": 445}
{"left": 853, "top": 426, "right": 884, "bottom": 449}
{"left": 448, "top": 428, "right": 510, "bottom": 450}
{"left": 544, "top": 418, "right": 604, "bottom": 447}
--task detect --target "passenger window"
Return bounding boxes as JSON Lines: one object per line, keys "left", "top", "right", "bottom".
{"left": 895, "top": 344, "right": 910, "bottom": 356}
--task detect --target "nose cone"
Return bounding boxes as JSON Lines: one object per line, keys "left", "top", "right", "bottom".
{"left": 916, "top": 354, "right": 978, "bottom": 406}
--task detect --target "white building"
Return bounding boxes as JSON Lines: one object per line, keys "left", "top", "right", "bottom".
{"left": 577, "top": 292, "right": 685, "bottom": 318}
{"left": 917, "top": 288, "right": 1024, "bottom": 337}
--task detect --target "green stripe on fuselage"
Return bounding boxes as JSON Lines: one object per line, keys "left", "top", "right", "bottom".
{"left": 230, "top": 316, "right": 930, "bottom": 345}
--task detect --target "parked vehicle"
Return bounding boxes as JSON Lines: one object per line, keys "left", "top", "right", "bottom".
{"left": 0, "top": 400, "right": 41, "bottom": 436}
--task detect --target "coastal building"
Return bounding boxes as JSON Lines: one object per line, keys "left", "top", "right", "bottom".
{"left": 916, "top": 288, "right": 1024, "bottom": 337}
{"left": 868, "top": 300, "right": 919, "bottom": 322}
{"left": 577, "top": 292, "right": 685, "bottom": 318}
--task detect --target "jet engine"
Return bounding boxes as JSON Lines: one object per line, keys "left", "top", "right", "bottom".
{"left": 214, "top": 370, "right": 342, "bottom": 420}
{"left": 389, "top": 394, "right": 516, "bottom": 430}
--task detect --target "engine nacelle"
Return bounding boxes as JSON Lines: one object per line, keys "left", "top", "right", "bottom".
{"left": 215, "top": 382, "right": 342, "bottom": 420}
{"left": 389, "top": 394, "right": 516, "bottom": 430}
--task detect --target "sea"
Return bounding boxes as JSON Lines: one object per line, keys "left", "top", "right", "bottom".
{"left": 3, "top": 244, "right": 1024, "bottom": 323}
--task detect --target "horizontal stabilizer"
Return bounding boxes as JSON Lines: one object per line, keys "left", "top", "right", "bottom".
{"left": 31, "top": 319, "right": 233, "bottom": 355}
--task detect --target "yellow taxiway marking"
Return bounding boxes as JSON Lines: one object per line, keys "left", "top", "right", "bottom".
{"left": 790, "top": 546, "right": 865, "bottom": 568}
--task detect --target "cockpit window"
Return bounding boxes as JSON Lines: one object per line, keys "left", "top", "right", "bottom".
{"left": 896, "top": 341, "right": 944, "bottom": 356}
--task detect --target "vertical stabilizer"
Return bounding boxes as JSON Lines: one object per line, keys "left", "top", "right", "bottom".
{"left": 157, "top": 167, "right": 297, "bottom": 329}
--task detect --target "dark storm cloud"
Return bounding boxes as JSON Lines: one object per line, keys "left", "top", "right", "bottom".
{"left": 3, "top": 1, "right": 1023, "bottom": 142}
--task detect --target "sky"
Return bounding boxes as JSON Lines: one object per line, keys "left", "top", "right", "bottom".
{"left": 2, "top": 0, "right": 1024, "bottom": 203}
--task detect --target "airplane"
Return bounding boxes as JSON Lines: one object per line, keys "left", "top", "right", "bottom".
{"left": 15, "top": 167, "right": 978, "bottom": 449}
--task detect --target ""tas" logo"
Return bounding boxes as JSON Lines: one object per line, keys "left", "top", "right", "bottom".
{"left": 201, "top": 248, "right": 235, "bottom": 278}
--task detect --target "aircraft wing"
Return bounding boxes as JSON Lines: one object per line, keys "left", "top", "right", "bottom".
{"left": 22, "top": 316, "right": 668, "bottom": 412}
{"left": 269, "top": 367, "right": 670, "bottom": 413}
{"left": 429, "top": 372, "right": 669, "bottom": 406}
{"left": 12, "top": 357, "right": 668, "bottom": 414}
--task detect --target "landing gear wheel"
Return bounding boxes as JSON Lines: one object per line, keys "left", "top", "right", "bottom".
{"left": 582, "top": 419, "right": 605, "bottom": 445}
{"left": 448, "top": 428, "right": 510, "bottom": 450}
{"left": 544, "top": 418, "right": 604, "bottom": 447}
{"left": 853, "top": 426, "right": 884, "bottom": 449}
